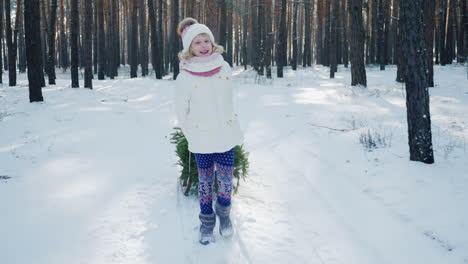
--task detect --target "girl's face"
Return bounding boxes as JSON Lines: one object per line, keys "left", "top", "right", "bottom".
{"left": 190, "top": 34, "right": 213, "bottom": 57}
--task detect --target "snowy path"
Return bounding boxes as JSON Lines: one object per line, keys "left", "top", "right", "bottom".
{"left": 1, "top": 66, "right": 467, "bottom": 264}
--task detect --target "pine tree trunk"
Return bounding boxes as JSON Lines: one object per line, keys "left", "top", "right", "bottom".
{"left": 97, "top": 0, "right": 106, "bottom": 79}
{"left": 84, "top": 0, "right": 93, "bottom": 88}
{"left": 439, "top": 0, "right": 448, "bottom": 65}
{"left": 348, "top": 0, "right": 367, "bottom": 86}
{"left": 463, "top": 0, "right": 468, "bottom": 63}
{"left": 70, "top": 0, "right": 79, "bottom": 88}
{"left": 59, "top": 0, "right": 68, "bottom": 71}
{"left": 457, "top": 0, "right": 466, "bottom": 62}
{"left": 276, "top": 0, "right": 287, "bottom": 77}
{"left": 303, "top": 0, "right": 312, "bottom": 67}
{"left": 18, "top": 10, "right": 26, "bottom": 73}
{"left": 330, "top": 0, "right": 339, "bottom": 77}
{"left": 107, "top": 0, "right": 115, "bottom": 79}
{"left": 384, "top": 0, "right": 390, "bottom": 65}
{"left": 342, "top": 0, "right": 349, "bottom": 68}
{"left": 158, "top": 0, "right": 165, "bottom": 74}
{"left": 47, "top": 0, "right": 58, "bottom": 85}
{"left": 130, "top": 0, "right": 139, "bottom": 78}
{"left": 369, "top": 0, "right": 377, "bottom": 64}
{"left": 6, "top": 0, "right": 17, "bottom": 86}
{"left": 390, "top": 0, "right": 398, "bottom": 65}
{"left": 114, "top": 0, "right": 120, "bottom": 73}
{"left": 139, "top": 0, "right": 148, "bottom": 76}
{"left": 93, "top": 0, "right": 98, "bottom": 73}
{"left": 0, "top": 0, "right": 3, "bottom": 83}
{"left": 226, "top": 7, "right": 233, "bottom": 66}
{"left": 424, "top": 0, "right": 435, "bottom": 87}
{"left": 171, "top": 0, "right": 179, "bottom": 79}
{"left": 316, "top": 0, "right": 324, "bottom": 64}
{"left": 400, "top": 0, "right": 434, "bottom": 164}
{"left": 219, "top": 0, "right": 227, "bottom": 49}
{"left": 148, "top": 0, "right": 162, "bottom": 78}
{"left": 323, "top": 0, "right": 331, "bottom": 66}
{"left": 25, "top": 0, "right": 44, "bottom": 102}
{"left": 292, "top": 1, "right": 298, "bottom": 70}
{"left": 265, "top": 0, "right": 273, "bottom": 78}
{"left": 445, "top": 0, "right": 456, "bottom": 63}
{"left": 242, "top": 0, "right": 248, "bottom": 69}
{"left": 377, "top": 0, "right": 385, "bottom": 70}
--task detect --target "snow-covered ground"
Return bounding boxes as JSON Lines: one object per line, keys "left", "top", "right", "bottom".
{"left": 1, "top": 65, "right": 467, "bottom": 264}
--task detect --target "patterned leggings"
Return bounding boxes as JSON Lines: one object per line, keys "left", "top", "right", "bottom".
{"left": 194, "top": 148, "right": 234, "bottom": 215}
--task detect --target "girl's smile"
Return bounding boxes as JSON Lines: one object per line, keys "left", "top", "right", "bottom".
{"left": 190, "top": 34, "right": 213, "bottom": 57}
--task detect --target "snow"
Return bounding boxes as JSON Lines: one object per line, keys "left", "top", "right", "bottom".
{"left": 1, "top": 65, "right": 467, "bottom": 264}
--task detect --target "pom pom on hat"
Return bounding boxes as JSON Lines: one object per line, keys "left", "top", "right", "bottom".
{"left": 181, "top": 24, "right": 215, "bottom": 53}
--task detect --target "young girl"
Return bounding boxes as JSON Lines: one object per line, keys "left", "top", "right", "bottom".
{"left": 175, "top": 18, "right": 243, "bottom": 245}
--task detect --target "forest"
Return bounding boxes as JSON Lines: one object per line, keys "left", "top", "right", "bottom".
{"left": 0, "top": 0, "right": 463, "bottom": 88}
{"left": 1, "top": 0, "right": 467, "bottom": 161}
{"left": 1, "top": 1, "right": 468, "bottom": 262}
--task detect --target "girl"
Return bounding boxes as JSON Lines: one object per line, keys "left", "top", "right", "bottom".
{"left": 175, "top": 18, "right": 243, "bottom": 245}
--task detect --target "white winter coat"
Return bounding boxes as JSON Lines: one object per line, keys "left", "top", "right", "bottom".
{"left": 175, "top": 55, "right": 243, "bottom": 154}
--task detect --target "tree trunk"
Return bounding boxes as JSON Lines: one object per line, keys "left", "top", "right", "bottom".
{"left": 0, "top": 0, "right": 3, "bottom": 83}
{"left": 377, "top": 0, "right": 385, "bottom": 70}
{"left": 369, "top": 0, "right": 377, "bottom": 64}
{"left": 424, "top": 0, "right": 435, "bottom": 87}
{"left": 97, "top": 0, "right": 106, "bottom": 79}
{"left": 24, "top": 0, "right": 44, "bottom": 102}
{"left": 148, "top": 0, "right": 162, "bottom": 78}
{"left": 276, "top": 0, "right": 287, "bottom": 77}
{"left": 171, "top": 0, "right": 179, "bottom": 79}
{"left": 457, "top": 0, "right": 466, "bottom": 62}
{"left": 93, "top": 0, "right": 98, "bottom": 74}
{"left": 130, "top": 0, "right": 138, "bottom": 78}
{"left": 6, "top": 0, "right": 17, "bottom": 86}
{"left": 17, "top": 8, "right": 26, "bottom": 73}
{"left": 439, "top": 0, "right": 448, "bottom": 65}
{"left": 348, "top": 0, "right": 367, "bottom": 86}
{"left": 292, "top": 1, "right": 298, "bottom": 70}
{"left": 59, "top": 0, "right": 69, "bottom": 71}
{"left": 265, "top": 0, "right": 273, "bottom": 78}
{"left": 83, "top": 0, "right": 93, "bottom": 88}
{"left": 323, "top": 0, "right": 331, "bottom": 66}
{"left": 316, "top": 0, "right": 324, "bottom": 64}
{"left": 330, "top": 0, "right": 339, "bottom": 77}
{"left": 342, "top": 0, "right": 349, "bottom": 67}
{"left": 47, "top": 0, "right": 58, "bottom": 85}
{"left": 139, "top": 0, "right": 148, "bottom": 76}
{"left": 463, "top": 0, "right": 468, "bottom": 63}
{"left": 303, "top": 0, "right": 312, "bottom": 67}
{"left": 158, "top": 0, "right": 164, "bottom": 74}
{"left": 400, "top": 0, "right": 434, "bottom": 164}
{"left": 70, "top": 0, "right": 79, "bottom": 88}
{"left": 445, "top": 0, "right": 456, "bottom": 63}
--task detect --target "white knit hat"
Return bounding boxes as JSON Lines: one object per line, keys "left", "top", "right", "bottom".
{"left": 181, "top": 24, "right": 215, "bottom": 53}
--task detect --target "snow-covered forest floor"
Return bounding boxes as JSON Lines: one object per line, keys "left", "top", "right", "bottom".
{"left": 1, "top": 65, "right": 467, "bottom": 264}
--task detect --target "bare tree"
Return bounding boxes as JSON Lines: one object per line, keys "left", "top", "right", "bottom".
{"left": 148, "top": 0, "right": 163, "bottom": 78}
{"left": 0, "top": 0, "right": 3, "bottom": 84}
{"left": 139, "top": 0, "right": 148, "bottom": 76}
{"left": 47, "top": 0, "right": 58, "bottom": 85}
{"left": 276, "top": 0, "right": 287, "bottom": 77}
{"left": 83, "top": 0, "right": 93, "bottom": 88}
{"left": 24, "top": 0, "right": 44, "bottom": 102}
{"left": 348, "top": 0, "right": 367, "bottom": 86}
{"left": 70, "top": 0, "right": 79, "bottom": 87}
{"left": 6, "top": 0, "right": 17, "bottom": 86}
{"left": 400, "top": 0, "right": 434, "bottom": 164}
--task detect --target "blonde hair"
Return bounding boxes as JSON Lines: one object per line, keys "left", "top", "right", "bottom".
{"left": 177, "top": 18, "right": 224, "bottom": 61}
